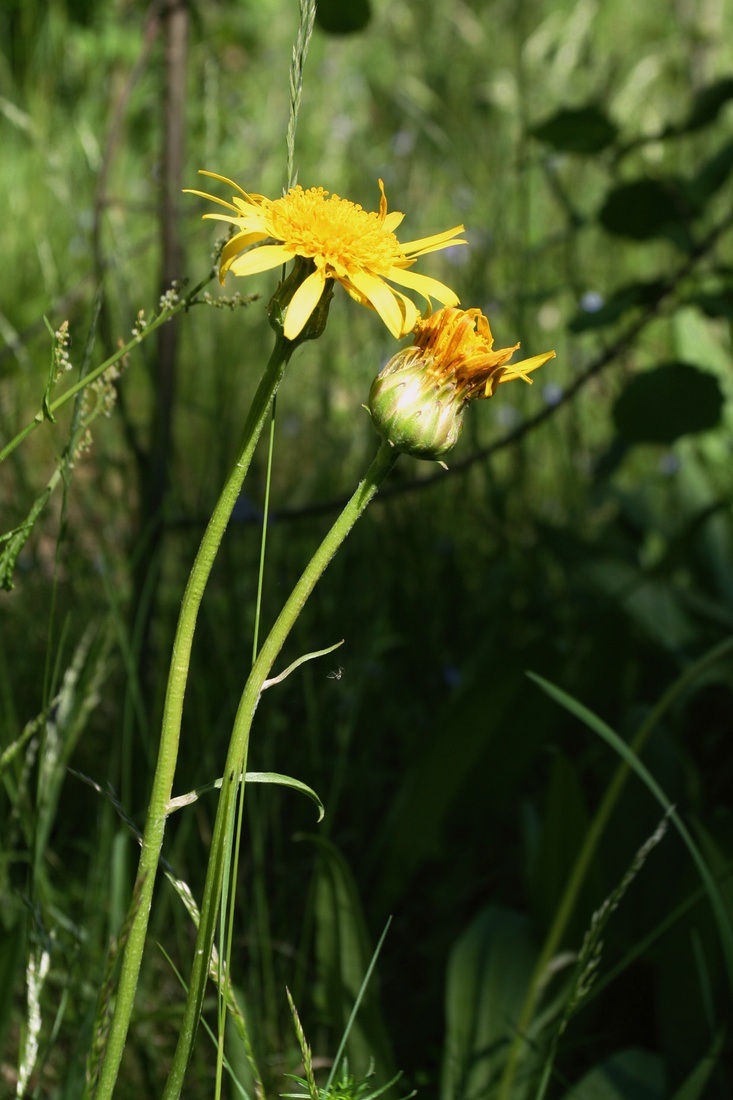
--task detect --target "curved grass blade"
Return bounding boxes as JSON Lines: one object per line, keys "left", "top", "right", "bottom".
{"left": 527, "top": 672, "right": 733, "bottom": 989}
{"left": 167, "top": 771, "right": 324, "bottom": 822}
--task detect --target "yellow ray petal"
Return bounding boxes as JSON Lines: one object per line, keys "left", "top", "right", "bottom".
{"left": 388, "top": 286, "right": 420, "bottom": 334}
{"left": 200, "top": 213, "right": 244, "bottom": 225}
{"left": 504, "top": 350, "right": 557, "bottom": 379}
{"left": 197, "top": 169, "right": 263, "bottom": 203}
{"left": 283, "top": 267, "right": 328, "bottom": 340}
{"left": 383, "top": 211, "right": 405, "bottom": 233}
{"left": 228, "top": 243, "right": 295, "bottom": 277}
{"left": 348, "top": 269, "right": 406, "bottom": 338}
{"left": 219, "top": 232, "right": 270, "bottom": 276}
{"left": 388, "top": 266, "right": 460, "bottom": 307}
{"left": 183, "top": 189, "right": 240, "bottom": 212}
{"left": 399, "top": 226, "right": 466, "bottom": 256}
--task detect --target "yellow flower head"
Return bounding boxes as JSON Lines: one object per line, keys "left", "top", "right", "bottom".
{"left": 368, "top": 306, "right": 556, "bottom": 461}
{"left": 185, "top": 172, "right": 466, "bottom": 340}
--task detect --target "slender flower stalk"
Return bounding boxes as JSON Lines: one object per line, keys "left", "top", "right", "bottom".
{"left": 162, "top": 440, "right": 399, "bottom": 1098}
{"left": 93, "top": 331, "right": 296, "bottom": 1100}
{"left": 369, "top": 306, "right": 556, "bottom": 461}
{"left": 185, "top": 173, "right": 466, "bottom": 339}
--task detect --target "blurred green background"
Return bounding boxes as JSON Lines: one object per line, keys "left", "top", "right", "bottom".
{"left": 1, "top": 0, "right": 733, "bottom": 1096}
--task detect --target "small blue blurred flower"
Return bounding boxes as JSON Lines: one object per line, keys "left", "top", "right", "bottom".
{"left": 580, "top": 291, "right": 604, "bottom": 312}
{"left": 495, "top": 404, "right": 521, "bottom": 428}
{"left": 392, "top": 130, "right": 416, "bottom": 157}
{"left": 442, "top": 665, "right": 462, "bottom": 688}
{"left": 542, "top": 382, "right": 564, "bottom": 406}
{"left": 659, "top": 452, "right": 680, "bottom": 475}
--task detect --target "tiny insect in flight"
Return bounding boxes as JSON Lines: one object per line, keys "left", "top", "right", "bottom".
{"left": 328, "top": 666, "right": 344, "bottom": 681}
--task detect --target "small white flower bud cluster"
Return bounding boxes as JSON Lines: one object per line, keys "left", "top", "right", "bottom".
{"left": 201, "top": 291, "right": 255, "bottom": 311}
{"left": 158, "top": 278, "right": 186, "bottom": 313}
{"left": 131, "top": 309, "right": 149, "bottom": 339}
{"left": 73, "top": 361, "right": 123, "bottom": 462}
{"left": 53, "top": 320, "right": 72, "bottom": 380}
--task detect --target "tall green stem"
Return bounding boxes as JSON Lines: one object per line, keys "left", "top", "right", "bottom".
{"left": 93, "top": 332, "right": 293, "bottom": 1100}
{"left": 163, "top": 440, "right": 398, "bottom": 1099}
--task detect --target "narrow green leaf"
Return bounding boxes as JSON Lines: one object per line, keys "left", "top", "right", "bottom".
{"left": 168, "top": 772, "right": 324, "bottom": 822}
{"left": 527, "top": 672, "right": 733, "bottom": 991}
{"left": 244, "top": 771, "right": 324, "bottom": 822}
{"left": 41, "top": 314, "right": 58, "bottom": 423}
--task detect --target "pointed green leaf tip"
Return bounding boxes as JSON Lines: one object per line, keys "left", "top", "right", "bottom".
{"left": 246, "top": 771, "right": 325, "bottom": 822}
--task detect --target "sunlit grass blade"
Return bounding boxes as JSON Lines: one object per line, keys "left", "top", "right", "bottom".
{"left": 167, "top": 771, "right": 324, "bottom": 821}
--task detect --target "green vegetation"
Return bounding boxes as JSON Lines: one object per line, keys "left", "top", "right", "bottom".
{"left": 1, "top": 0, "right": 733, "bottom": 1097}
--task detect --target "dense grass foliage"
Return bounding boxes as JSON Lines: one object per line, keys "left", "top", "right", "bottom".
{"left": 1, "top": 0, "right": 733, "bottom": 1097}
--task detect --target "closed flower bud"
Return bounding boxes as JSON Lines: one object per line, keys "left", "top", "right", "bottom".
{"left": 368, "top": 350, "right": 465, "bottom": 460}
{"left": 368, "top": 307, "right": 556, "bottom": 463}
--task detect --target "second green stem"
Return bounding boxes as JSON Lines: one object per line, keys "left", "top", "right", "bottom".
{"left": 163, "top": 439, "right": 398, "bottom": 1098}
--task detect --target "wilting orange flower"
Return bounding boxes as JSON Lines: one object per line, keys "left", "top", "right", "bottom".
{"left": 368, "top": 306, "right": 556, "bottom": 461}
{"left": 185, "top": 172, "right": 466, "bottom": 340}
{"left": 412, "top": 306, "right": 556, "bottom": 399}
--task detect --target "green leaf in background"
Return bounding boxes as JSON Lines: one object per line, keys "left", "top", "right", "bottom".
{"left": 612, "top": 362, "right": 724, "bottom": 445}
{"left": 679, "top": 76, "right": 733, "bottom": 133}
{"left": 441, "top": 906, "right": 538, "bottom": 1100}
{"left": 568, "top": 279, "right": 665, "bottom": 332}
{"left": 530, "top": 105, "right": 618, "bottom": 154}
{"left": 315, "top": 0, "right": 371, "bottom": 35}
{"left": 669, "top": 1030, "right": 725, "bottom": 1100}
{"left": 561, "top": 1048, "right": 665, "bottom": 1099}
{"left": 309, "top": 837, "right": 395, "bottom": 1084}
{"left": 689, "top": 137, "right": 733, "bottom": 205}
{"left": 599, "top": 179, "right": 688, "bottom": 240}
{"left": 684, "top": 289, "right": 733, "bottom": 320}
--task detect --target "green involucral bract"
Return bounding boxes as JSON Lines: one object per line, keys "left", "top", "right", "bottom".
{"left": 368, "top": 351, "right": 465, "bottom": 461}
